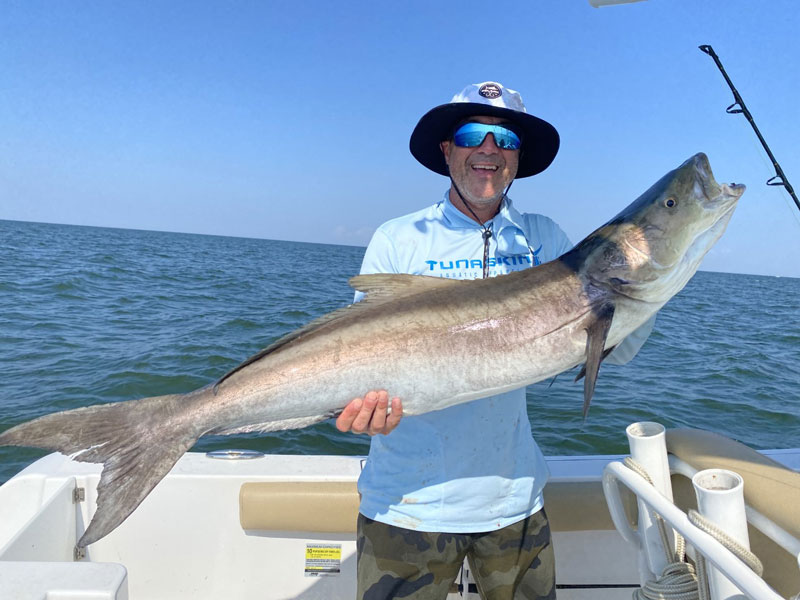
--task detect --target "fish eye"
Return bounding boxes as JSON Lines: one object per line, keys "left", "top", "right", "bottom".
{"left": 665, "top": 197, "right": 677, "bottom": 208}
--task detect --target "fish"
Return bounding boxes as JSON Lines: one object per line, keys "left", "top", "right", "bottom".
{"left": 0, "top": 152, "right": 744, "bottom": 548}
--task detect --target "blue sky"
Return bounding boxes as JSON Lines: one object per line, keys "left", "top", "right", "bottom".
{"left": 2, "top": 0, "right": 799, "bottom": 277}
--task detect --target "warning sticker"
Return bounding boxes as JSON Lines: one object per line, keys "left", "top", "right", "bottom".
{"left": 304, "top": 543, "right": 342, "bottom": 577}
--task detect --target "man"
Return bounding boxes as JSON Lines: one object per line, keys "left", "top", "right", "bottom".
{"left": 336, "top": 82, "right": 652, "bottom": 600}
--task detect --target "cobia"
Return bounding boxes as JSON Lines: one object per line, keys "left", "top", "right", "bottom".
{"left": 0, "top": 152, "right": 744, "bottom": 547}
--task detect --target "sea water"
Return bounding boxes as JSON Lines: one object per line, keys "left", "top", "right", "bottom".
{"left": 1, "top": 219, "right": 799, "bottom": 484}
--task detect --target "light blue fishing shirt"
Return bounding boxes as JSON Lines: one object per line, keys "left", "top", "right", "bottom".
{"left": 356, "top": 192, "right": 652, "bottom": 533}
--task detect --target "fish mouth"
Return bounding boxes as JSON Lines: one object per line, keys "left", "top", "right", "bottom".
{"left": 690, "top": 154, "right": 743, "bottom": 261}
{"left": 680, "top": 170, "right": 742, "bottom": 276}
{"left": 688, "top": 152, "right": 745, "bottom": 209}
{"left": 721, "top": 182, "right": 746, "bottom": 198}
{"left": 707, "top": 181, "right": 745, "bottom": 217}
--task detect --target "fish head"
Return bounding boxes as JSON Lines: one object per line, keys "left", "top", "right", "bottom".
{"left": 576, "top": 153, "right": 745, "bottom": 303}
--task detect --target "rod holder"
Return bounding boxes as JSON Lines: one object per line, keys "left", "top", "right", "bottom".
{"left": 626, "top": 422, "right": 674, "bottom": 581}
{"left": 693, "top": 469, "right": 750, "bottom": 600}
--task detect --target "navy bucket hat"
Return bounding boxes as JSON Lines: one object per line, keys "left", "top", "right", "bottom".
{"left": 409, "top": 81, "right": 560, "bottom": 179}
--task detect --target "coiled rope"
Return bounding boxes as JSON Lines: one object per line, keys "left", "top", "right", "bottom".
{"left": 622, "top": 457, "right": 763, "bottom": 600}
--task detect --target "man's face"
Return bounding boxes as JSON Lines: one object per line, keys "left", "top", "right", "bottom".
{"left": 440, "top": 115, "right": 520, "bottom": 209}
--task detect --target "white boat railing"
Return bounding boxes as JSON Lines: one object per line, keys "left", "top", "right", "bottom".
{"left": 603, "top": 460, "right": 784, "bottom": 600}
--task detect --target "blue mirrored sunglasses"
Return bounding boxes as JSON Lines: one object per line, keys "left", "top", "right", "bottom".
{"left": 452, "top": 122, "right": 521, "bottom": 150}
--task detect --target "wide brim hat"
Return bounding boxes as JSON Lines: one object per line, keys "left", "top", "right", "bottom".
{"left": 409, "top": 81, "right": 560, "bottom": 179}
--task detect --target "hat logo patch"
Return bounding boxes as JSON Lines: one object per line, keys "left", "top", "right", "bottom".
{"left": 478, "top": 83, "right": 502, "bottom": 99}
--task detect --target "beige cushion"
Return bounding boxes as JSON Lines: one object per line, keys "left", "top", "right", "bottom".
{"left": 239, "top": 479, "right": 635, "bottom": 534}
{"left": 240, "top": 481, "right": 359, "bottom": 533}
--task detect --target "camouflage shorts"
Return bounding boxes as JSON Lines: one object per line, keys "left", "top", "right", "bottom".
{"left": 356, "top": 509, "right": 556, "bottom": 600}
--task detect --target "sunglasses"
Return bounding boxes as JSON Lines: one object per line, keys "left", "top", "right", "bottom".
{"left": 452, "top": 122, "right": 521, "bottom": 151}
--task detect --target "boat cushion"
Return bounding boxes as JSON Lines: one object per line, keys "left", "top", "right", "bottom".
{"left": 239, "top": 481, "right": 360, "bottom": 533}
{"left": 238, "top": 479, "right": 635, "bottom": 534}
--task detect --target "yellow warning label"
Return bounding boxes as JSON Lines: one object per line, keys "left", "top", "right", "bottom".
{"left": 304, "top": 543, "right": 342, "bottom": 577}
{"left": 305, "top": 545, "right": 342, "bottom": 560}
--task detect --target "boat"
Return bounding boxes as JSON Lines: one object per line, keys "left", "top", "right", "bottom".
{"left": 1, "top": 423, "right": 798, "bottom": 599}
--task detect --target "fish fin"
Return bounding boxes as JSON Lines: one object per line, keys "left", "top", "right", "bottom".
{"left": 581, "top": 303, "right": 615, "bottom": 418}
{"left": 0, "top": 393, "right": 206, "bottom": 547}
{"left": 573, "top": 346, "right": 616, "bottom": 382}
{"left": 349, "top": 273, "right": 465, "bottom": 301}
{"left": 215, "top": 274, "right": 465, "bottom": 390}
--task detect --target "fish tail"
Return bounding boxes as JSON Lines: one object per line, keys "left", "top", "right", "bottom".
{"left": 0, "top": 392, "right": 207, "bottom": 547}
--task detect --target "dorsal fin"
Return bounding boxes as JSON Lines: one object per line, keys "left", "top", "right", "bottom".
{"left": 214, "top": 274, "right": 463, "bottom": 391}
{"left": 349, "top": 273, "right": 465, "bottom": 301}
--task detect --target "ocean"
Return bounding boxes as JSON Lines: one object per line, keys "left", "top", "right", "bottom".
{"left": 1, "top": 219, "right": 799, "bottom": 484}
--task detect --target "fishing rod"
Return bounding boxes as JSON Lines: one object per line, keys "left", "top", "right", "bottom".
{"left": 699, "top": 44, "right": 800, "bottom": 214}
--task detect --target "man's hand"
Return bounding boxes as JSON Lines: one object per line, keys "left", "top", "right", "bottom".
{"left": 335, "top": 390, "right": 403, "bottom": 436}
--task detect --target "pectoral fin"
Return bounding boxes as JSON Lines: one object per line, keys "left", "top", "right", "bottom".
{"left": 574, "top": 347, "right": 615, "bottom": 383}
{"left": 580, "top": 303, "right": 615, "bottom": 418}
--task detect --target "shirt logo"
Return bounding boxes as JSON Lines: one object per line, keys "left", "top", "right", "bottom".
{"left": 478, "top": 83, "right": 502, "bottom": 99}
{"left": 424, "top": 255, "right": 533, "bottom": 279}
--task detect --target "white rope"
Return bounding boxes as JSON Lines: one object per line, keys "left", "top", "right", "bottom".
{"left": 624, "top": 457, "right": 703, "bottom": 600}
{"left": 633, "top": 562, "right": 703, "bottom": 600}
{"left": 622, "top": 457, "right": 765, "bottom": 600}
